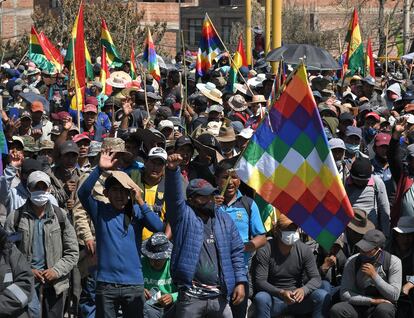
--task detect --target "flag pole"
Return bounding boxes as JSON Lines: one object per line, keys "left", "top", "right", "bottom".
{"left": 16, "top": 50, "right": 29, "bottom": 68}
{"left": 179, "top": 30, "right": 187, "bottom": 118}
{"left": 71, "top": 37, "right": 80, "bottom": 131}
{"left": 206, "top": 13, "right": 255, "bottom": 96}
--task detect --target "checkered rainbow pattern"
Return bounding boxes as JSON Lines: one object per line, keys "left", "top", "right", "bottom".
{"left": 236, "top": 64, "right": 354, "bottom": 250}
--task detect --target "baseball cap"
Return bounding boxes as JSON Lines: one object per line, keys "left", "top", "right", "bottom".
{"left": 49, "top": 125, "right": 62, "bottom": 136}
{"left": 328, "top": 138, "right": 346, "bottom": 150}
{"left": 356, "top": 229, "right": 386, "bottom": 252}
{"left": 59, "top": 140, "right": 80, "bottom": 155}
{"left": 156, "top": 107, "right": 173, "bottom": 119}
{"left": 157, "top": 120, "right": 174, "bottom": 132}
{"left": 350, "top": 157, "right": 372, "bottom": 181}
{"left": 393, "top": 216, "right": 414, "bottom": 234}
{"left": 31, "top": 101, "right": 44, "bottom": 113}
{"left": 207, "top": 105, "right": 224, "bottom": 114}
{"left": 148, "top": 147, "right": 168, "bottom": 162}
{"left": 72, "top": 134, "right": 91, "bottom": 144}
{"left": 175, "top": 136, "right": 193, "bottom": 149}
{"left": 339, "top": 112, "right": 354, "bottom": 123}
{"left": 21, "top": 111, "right": 32, "bottom": 120}
{"left": 83, "top": 104, "right": 98, "bottom": 113}
{"left": 345, "top": 126, "right": 362, "bottom": 139}
{"left": 362, "top": 76, "right": 375, "bottom": 86}
{"left": 21, "top": 158, "right": 42, "bottom": 175}
{"left": 374, "top": 133, "right": 391, "bottom": 147}
{"left": 11, "top": 136, "right": 25, "bottom": 148}
{"left": 186, "top": 178, "right": 218, "bottom": 197}
{"left": 27, "top": 170, "right": 51, "bottom": 190}
{"left": 365, "top": 112, "right": 380, "bottom": 122}
{"left": 85, "top": 96, "right": 99, "bottom": 106}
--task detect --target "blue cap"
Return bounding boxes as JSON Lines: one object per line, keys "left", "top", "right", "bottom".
{"left": 186, "top": 179, "right": 218, "bottom": 197}
{"left": 345, "top": 126, "right": 362, "bottom": 139}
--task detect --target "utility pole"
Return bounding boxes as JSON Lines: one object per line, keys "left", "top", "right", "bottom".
{"left": 265, "top": 0, "right": 271, "bottom": 54}
{"left": 271, "top": 0, "right": 282, "bottom": 74}
{"left": 245, "top": 0, "right": 252, "bottom": 66}
{"left": 404, "top": 0, "right": 410, "bottom": 54}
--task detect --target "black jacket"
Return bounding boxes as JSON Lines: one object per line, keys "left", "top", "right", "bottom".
{"left": 0, "top": 243, "right": 33, "bottom": 318}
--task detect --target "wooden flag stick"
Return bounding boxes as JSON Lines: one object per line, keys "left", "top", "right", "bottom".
{"left": 16, "top": 50, "right": 29, "bottom": 68}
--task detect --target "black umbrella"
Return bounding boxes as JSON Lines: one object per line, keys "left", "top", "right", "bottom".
{"left": 19, "top": 92, "right": 50, "bottom": 113}
{"left": 266, "top": 44, "right": 340, "bottom": 70}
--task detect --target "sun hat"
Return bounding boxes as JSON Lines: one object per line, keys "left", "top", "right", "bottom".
{"left": 228, "top": 95, "right": 248, "bottom": 112}
{"left": 141, "top": 232, "right": 173, "bottom": 260}
{"left": 347, "top": 208, "right": 375, "bottom": 234}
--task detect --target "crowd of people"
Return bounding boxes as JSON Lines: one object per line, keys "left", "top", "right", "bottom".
{"left": 0, "top": 50, "right": 413, "bottom": 318}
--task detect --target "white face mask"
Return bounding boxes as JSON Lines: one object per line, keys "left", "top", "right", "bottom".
{"left": 30, "top": 191, "right": 50, "bottom": 207}
{"left": 280, "top": 230, "right": 300, "bottom": 246}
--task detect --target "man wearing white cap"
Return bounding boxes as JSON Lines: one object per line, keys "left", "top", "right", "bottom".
{"left": 5, "top": 170, "right": 79, "bottom": 318}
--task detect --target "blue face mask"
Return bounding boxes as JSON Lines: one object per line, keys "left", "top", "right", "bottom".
{"left": 367, "top": 127, "right": 377, "bottom": 136}
{"left": 345, "top": 143, "right": 360, "bottom": 155}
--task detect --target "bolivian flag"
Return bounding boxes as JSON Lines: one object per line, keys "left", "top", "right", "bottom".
{"left": 344, "top": 8, "right": 364, "bottom": 76}
{"left": 101, "top": 19, "right": 123, "bottom": 68}
{"left": 29, "top": 26, "right": 56, "bottom": 73}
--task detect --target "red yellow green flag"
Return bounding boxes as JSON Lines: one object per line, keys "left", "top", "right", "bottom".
{"left": 344, "top": 8, "right": 364, "bottom": 76}
{"left": 130, "top": 44, "right": 138, "bottom": 80}
{"left": 101, "top": 19, "right": 123, "bottom": 67}
{"left": 28, "top": 26, "right": 56, "bottom": 73}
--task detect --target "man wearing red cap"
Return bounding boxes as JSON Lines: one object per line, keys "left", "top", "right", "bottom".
{"left": 30, "top": 101, "right": 53, "bottom": 141}
{"left": 80, "top": 104, "right": 105, "bottom": 142}
{"left": 371, "top": 133, "right": 395, "bottom": 206}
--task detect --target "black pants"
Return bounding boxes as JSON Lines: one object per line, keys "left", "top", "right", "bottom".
{"left": 330, "top": 301, "right": 396, "bottom": 318}
{"left": 95, "top": 282, "right": 145, "bottom": 318}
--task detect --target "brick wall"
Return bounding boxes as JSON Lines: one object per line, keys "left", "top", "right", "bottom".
{"left": 1, "top": 0, "right": 34, "bottom": 40}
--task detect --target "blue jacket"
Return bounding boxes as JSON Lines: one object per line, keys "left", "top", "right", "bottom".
{"left": 165, "top": 168, "right": 247, "bottom": 298}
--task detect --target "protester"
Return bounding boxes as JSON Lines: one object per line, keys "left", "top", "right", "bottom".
{"left": 165, "top": 154, "right": 247, "bottom": 317}
{"left": 253, "top": 214, "right": 330, "bottom": 318}
{"left": 5, "top": 170, "right": 79, "bottom": 318}
{"left": 4, "top": 25, "right": 414, "bottom": 318}
{"left": 142, "top": 232, "right": 177, "bottom": 318}
{"left": 330, "top": 229, "right": 402, "bottom": 318}
{"left": 78, "top": 149, "right": 164, "bottom": 318}
{"left": 0, "top": 225, "right": 33, "bottom": 318}
{"left": 214, "top": 159, "right": 267, "bottom": 317}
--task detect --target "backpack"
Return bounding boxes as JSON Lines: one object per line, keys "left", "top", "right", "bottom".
{"left": 13, "top": 204, "right": 66, "bottom": 240}
{"left": 239, "top": 195, "right": 253, "bottom": 239}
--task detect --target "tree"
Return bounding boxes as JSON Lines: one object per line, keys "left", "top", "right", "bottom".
{"left": 6, "top": 0, "right": 167, "bottom": 62}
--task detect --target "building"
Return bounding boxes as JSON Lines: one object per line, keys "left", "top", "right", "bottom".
{"left": 0, "top": 0, "right": 199, "bottom": 56}
{"left": 180, "top": 0, "right": 412, "bottom": 56}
